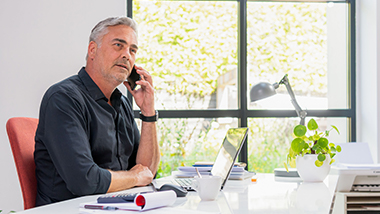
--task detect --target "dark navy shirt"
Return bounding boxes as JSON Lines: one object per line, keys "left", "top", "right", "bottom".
{"left": 34, "top": 67, "right": 140, "bottom": 206}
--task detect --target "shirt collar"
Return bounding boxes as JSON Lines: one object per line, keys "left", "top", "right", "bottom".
{"left": 78, "top": 67, "right": 123, "bottom": 105}
{"left": 78, "top": 67, "right": 107, "bottom": 101}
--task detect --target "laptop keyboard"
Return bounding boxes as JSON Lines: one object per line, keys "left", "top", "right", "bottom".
{"left": 175, "top": 178, "right": 194, "bottom": 191}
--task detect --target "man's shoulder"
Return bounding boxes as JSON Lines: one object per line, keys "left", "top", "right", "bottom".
{"left": 44, "top": 74, "right": 85, "bottom": 100}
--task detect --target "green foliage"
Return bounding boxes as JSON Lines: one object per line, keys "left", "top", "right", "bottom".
{"left": 156, "top": 117, "right": 298, "bottom": 176}
{"left": 248, "top": 118, "right": 297, "bottom": 173}
{"left": 247, "top": 2, "right": 327, "bottom": 96}
{"left": 286, "top": 118, "right": 342, "bottom": 169}
{"left": 155, "top": 118, "right": 222, "bottom": 178}
{"left": 133, "top": 1, "right": 330, "bottom": 174}
{"left": 134, "top": 1, "right": 237, "bottom": 97}
{"left": 135, "top": 2, "right": 327, "bottom": 98}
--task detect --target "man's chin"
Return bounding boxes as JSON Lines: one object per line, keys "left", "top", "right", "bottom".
{"left": 114, "top": 75, "right": 128, "bottom": 85}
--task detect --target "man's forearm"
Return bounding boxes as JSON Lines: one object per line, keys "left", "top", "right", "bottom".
{"left": 107, "top": 170, "right": 137, "bottom": 192}
{"left": 136, "top": 121, "right": 160, "bottom": 174}
{"left": 107, "top": 164, "right": 154, "bottom": 193}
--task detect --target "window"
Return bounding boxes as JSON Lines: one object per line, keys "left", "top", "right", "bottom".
{"left": 129, "top": 0, "right": 355, "bottom": 177}
{"left": 132, "top": 1, "right": 238, "bottom": 110}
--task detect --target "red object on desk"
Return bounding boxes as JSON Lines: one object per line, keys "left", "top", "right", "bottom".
{"left": 135, "top": 195, "right": 146, "bottom": 207}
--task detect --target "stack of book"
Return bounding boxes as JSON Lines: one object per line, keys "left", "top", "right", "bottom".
{"left": 173, "top": 162, "right": 255, "bottom": 180}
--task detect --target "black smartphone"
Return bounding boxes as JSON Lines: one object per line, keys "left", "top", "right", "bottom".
{"left": 127, "top": 66, "right": 141, "bottom": 90}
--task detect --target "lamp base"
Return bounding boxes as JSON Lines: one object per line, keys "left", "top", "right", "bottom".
{"left": 274, "top": 168, "right": 302, "bottom": 183}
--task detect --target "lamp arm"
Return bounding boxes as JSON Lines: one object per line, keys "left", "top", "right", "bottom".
{"left": 279, "top": 74, "right": 307, "bottom": 125}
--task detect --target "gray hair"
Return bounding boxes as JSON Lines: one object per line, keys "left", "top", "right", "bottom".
{"left": 86, "top": 17, "right": 138, "bottom": 60}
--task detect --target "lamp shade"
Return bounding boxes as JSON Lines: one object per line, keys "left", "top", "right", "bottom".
{"left": 250, "top": 82, "right": 276, "bottom": 102}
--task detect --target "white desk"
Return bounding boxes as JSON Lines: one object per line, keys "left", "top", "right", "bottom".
{"left": 16, "top": 173, "right": 339, "bottom": 214}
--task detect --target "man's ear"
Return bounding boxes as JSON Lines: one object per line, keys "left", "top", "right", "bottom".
{"left": 87, "top": 41, "right": 98, "bottom": 60}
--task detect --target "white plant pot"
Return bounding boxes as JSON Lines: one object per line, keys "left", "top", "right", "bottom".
{"left": 296, "top": 154, "right": 331, "bottom": 182}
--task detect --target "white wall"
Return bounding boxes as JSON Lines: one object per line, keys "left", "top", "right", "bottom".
{"left": 0, "top": 0, "right": 125, "bottom": 212}
{"left": 356, "top": 0, "right": 380, "bottom": 163}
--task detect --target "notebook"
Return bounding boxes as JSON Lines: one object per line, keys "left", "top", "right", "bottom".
{"left": 152, "top": 127, "right": 249, "bottom": 191}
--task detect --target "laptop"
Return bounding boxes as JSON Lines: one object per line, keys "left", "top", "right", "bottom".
{"left": 152, "top": 127, "right": 249, "bottom": 191}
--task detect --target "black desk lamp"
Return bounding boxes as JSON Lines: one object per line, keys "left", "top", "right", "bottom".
{"left": 250, "top": 74, "right": 307, "bottom": 125}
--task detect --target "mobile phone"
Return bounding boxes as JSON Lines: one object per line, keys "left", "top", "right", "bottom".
{"left": 127, "top": 66, "right": 141, "bottom": 90}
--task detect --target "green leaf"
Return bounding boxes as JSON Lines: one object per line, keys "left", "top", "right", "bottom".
{"left": 331, "top": 125, "right": 340, "bottom": 135}
{"left": 336, "top": 145, "right": 342, "bottom": 152}
{"left": 318, "top": 137, "right": 328, "bottom": 148}
{"left": 312, "top": 133, "right": 320, "bottom": 141}
{"left": 288, "top": 147, "right": 296, "bottom": 157}
{"left": 291, "top": 138, "right": 305, "bottom": 153}
{"left": 315, "top": 160, "right": 323, "bottom": 167}
{"left": 318, "top": 154, "right": 326, "bottom": 162}
{"left": 303, "top": 142, "right": 309, "bottom": 150}
{"left": 284, "top": 162, "right": 289, "bottom": 172}
{"left": 330, "top": 147, "right": 336, "bottom": 152}
{"left": 294, "top": 125, "right": 307, "bottom": 137}
{"left": 330, "top": 159, "right": 336, "bottom": 165}
{"left": 308, "top": 118, "right": 318, "bottom": 130}
{"left": 289, "top": 158, "right": 296, "bottom": 168}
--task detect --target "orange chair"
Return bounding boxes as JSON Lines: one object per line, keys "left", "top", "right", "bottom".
{"left": 6, "top": 117, "right": 38, "bottom": 210}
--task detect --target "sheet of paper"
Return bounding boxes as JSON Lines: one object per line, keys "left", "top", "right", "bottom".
{"left": 334, "top": 142, "right": 374, "bottom": 164}
{"left": 337, "top": 163, "right": 380, "bottom": 169}
{"left": 138, "top": 190, "right": 176, "bottom": 211}
{"left": 79, "top": 207, "right": 220, "bottom": 214}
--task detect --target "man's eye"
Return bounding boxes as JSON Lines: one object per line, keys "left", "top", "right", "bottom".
{"left": 115, "top": 43, "right": 122, "bottom": 47}
{"left": 131, "top": 49, "right": 137, "bottom": 54}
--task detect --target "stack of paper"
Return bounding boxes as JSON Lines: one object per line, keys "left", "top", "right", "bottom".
{"left": 173, "top": 163, "right": 255, "bottom": 180}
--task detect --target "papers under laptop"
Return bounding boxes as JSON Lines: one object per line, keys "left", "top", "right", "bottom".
{"left": 153, "top": 127, "right": 249, "bottom": 191}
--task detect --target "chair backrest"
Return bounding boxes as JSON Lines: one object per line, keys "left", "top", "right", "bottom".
{"left": 6, "top": 117, "right": 38, "bottom": 210}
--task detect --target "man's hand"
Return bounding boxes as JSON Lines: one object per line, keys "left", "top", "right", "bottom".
{"left": 106, "top": 164, "right": 154, "bottom": 193}
{"left": 128, "top": 164, "right": 154, "bottom": 187}
{"left": 123, "top": 65, "right": 160, "bottom": 182}
{"left": 123, "top": 65, "right": 155, "bottom": 116}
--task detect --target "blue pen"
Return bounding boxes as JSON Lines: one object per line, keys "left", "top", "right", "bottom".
{"left": 84, "top": 205, "right": 119, "bottom": 210}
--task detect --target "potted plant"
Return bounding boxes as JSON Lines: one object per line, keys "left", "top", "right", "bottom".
{"left": 285, "top": 118, "right": 342, "bottom": 182}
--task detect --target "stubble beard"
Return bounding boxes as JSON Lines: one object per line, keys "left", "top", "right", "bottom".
{"left": 100, "top": 66, "right": 128, "bottom": 86}
{"left": 96, "top": 52, "right": 130, "bottom": 86}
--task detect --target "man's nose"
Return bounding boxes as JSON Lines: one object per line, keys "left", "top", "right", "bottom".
{"left": 122, "top": 48, "right": 131, "bottom": 60}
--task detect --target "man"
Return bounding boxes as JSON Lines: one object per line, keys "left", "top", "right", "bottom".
{"left": 34, "top": 17, "right": 160, "bottom": 206}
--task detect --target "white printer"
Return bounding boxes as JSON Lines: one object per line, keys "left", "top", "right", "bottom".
{"left": 332, "top": 164, "right": 380, "bottom": 192}
{"left": 332, "top": 142, "right": 380, "bottom": 192}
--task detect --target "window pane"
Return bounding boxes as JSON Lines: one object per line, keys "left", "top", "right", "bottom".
{"left": 135, "top": 118, "right": 238, "bottom": 178}
{"left": 248, "top": 117, "right": 348, "bottom": 173}
{"left": 247, "top": 2, "right": 349, "bottom": 110}
{"left": 133, "top": 0, "right": 238, "bottom": 110}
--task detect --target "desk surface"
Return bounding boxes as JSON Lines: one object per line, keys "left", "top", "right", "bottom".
{"left": 17, "top": 173, "right": 339, "bottom": 214}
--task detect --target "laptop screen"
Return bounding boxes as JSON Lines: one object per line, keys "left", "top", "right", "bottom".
{"left": 211, "top": 127, "right": 248, "bottom": 189}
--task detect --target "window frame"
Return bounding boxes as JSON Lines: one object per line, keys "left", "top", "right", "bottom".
{"left": 127, "top": 0, "right": 356, "bottom": 168}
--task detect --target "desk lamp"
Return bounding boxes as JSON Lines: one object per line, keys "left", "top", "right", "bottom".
{"left": 250, "top": 74, "right": 307, "bottom": 125}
